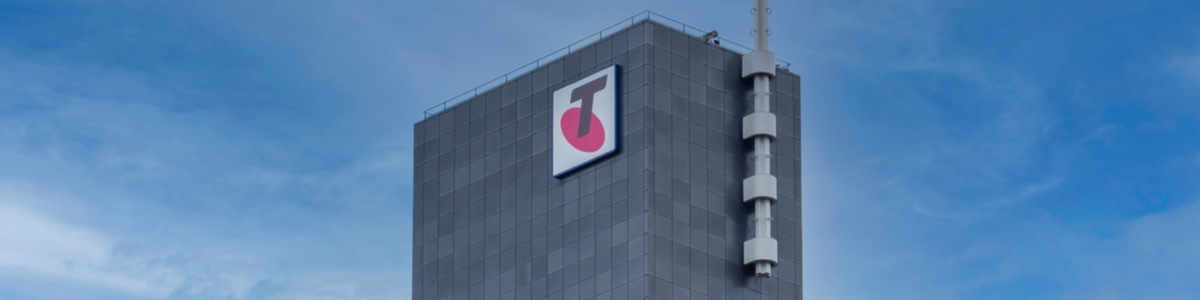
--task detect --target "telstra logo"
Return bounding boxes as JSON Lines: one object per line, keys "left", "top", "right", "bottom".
{"left": 552, "top": 65, "right": 619, "bottom": 177}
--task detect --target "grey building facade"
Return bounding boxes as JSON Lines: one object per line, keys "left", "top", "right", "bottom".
{"left": 413, "top": 20, "right": 801, "bottom": 300}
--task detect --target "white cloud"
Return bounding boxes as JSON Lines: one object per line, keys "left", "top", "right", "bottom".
{"left": 0, "top": 180, "right": 410, "bottom": 300}
{"left": 1168, "top": 53, "right": 1200, "bottom": 85}
{"left": 0, "top": 184, "right": 173, "bottom": 297}
{"left": 0, "top": 42, "right": 413, "bottom": 298}
{"left": 1123, "top": 200, "right": 1200, "bottom": 274}
{"left": 1083, "top": 124, "right": 1122, "bottom": 143}
{"left": 1057, "top": 200, "right": 1200, "bottom": 300}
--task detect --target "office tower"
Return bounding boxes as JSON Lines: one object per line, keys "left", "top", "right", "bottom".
{"left": 413, "top": 14, "right": 801, "bottom": 299}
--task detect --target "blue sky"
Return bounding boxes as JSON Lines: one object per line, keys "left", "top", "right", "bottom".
{"left": 0, "top": 0, "right": 1198, "bottom": 299}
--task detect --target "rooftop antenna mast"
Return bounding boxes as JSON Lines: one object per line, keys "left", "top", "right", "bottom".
{"left": 742, "top": 0, "right": 779, "bottom": 278}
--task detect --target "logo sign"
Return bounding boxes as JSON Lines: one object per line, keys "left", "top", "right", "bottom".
{"left": 553, "top": 65, "right": 619, "bottom": 177}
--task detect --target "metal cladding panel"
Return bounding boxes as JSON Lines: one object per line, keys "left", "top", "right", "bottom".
{"left": 635, "top": 21, "right": 801, "bottom": 300}
{"left": 413, "top": 21, "right": 656, "bottom": 300}
{"left": 411, "top": 19, "right": 801, "bottom": 300}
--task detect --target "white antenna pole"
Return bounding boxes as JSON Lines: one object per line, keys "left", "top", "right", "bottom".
{"left": 742, "top": 0, "right": 779, "bottom": 278}
{"left": 755, "top": 0, "right": 770, "bottom": 50}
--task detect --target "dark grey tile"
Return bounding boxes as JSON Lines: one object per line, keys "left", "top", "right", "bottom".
{"left": 595, "top": 38, "right": 612, "bottom": 66}
{"left": 629, "top": 23, "right": 647, "bottom": 48}
{"left": 653, "top": 47, "right": 672, "bottom": 72}
{"left": 690, "top": 38, "right": 707, "bottom": 63}
{"left": 579, "top": 46, "right": 595, "bottom": 71}
{"left": 670, "top": 29, "right": 689, "bottom": 55}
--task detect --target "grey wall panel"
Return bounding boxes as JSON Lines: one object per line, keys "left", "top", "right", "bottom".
{"left": 413, "top": 20, "right": 801, "bottom": 300}
{"left": 634, "top": 21, "right": 802, "bottom": 300}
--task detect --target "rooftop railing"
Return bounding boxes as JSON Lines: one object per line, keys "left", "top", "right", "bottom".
{"left": 423, "top": 10, "right": 792, "bottom": 118}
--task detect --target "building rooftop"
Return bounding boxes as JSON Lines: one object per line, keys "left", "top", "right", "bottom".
{"left": 422, "top": 11, "right": 793, "bottom": 120}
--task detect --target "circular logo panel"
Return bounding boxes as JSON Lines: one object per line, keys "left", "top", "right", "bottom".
{"left": 560, "top": 107, "right": 606, "bottom": 152}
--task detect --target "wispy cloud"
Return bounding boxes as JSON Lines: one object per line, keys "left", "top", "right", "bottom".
{"left": 0, "top": 162, "right": 409, "bottom": 299}
{"left": 1168, "top": 52, "right": 1200, "bottom": 86}
{"left": 796, "top": 1, "right": 1200, "bottom": 299}
{"left": 0, "top": 3, "right": 412, "bottom": 298}
{"left": 1124, "top": 200, "right": 1200, "bottom": 274}
{"left": 0, "top": 182, "right": 173, "bottom": 297}
{"left": 1083, "top": 123, "right": 1122, "bottom": 143}
{"left": 1056, "top": 199, "right": 1200, "bottom": 299}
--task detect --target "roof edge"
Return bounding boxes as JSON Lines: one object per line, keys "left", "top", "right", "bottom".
{"left": 420, "top": 11, "right": 794, "bottom": 121}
